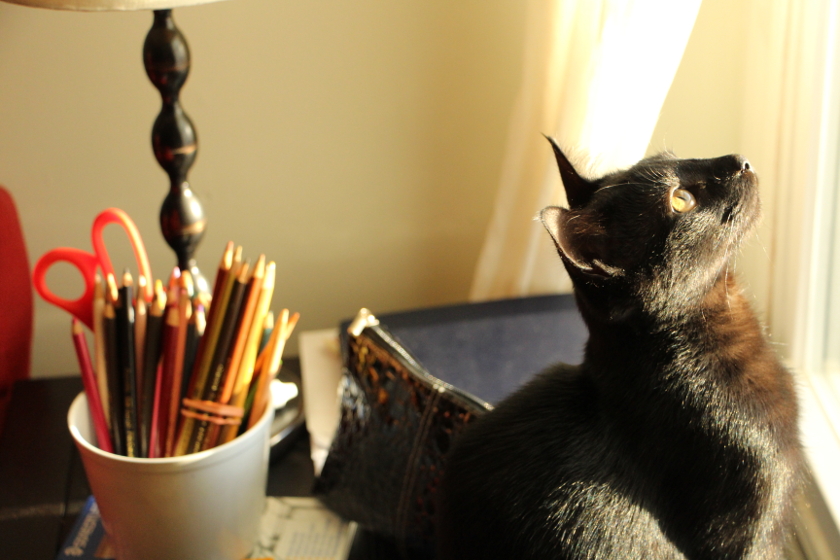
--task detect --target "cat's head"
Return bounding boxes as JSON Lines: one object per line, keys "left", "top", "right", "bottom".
{"left": 540, "top": 137, "right": 759, "bottom": 322}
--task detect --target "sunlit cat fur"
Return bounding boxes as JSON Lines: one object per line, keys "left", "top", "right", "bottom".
{"left": 438, "top": 140, "right": 801, "bottom": 560}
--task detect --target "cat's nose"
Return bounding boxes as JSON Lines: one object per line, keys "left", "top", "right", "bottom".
{"left": 735, "top": 155, "right": 752, "bottom": 173}
{"left": 711, "top": 154, "right": 752, "bottom": 176}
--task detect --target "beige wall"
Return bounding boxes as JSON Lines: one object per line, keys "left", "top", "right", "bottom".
{"left": 649, "top": 0, "right": 750, "bottom": 158}
{"left": 2, "top": 0, "right": 764, "bottom": 378}
{"left": 0, "top": 0, "right": 527, "bottom": 377}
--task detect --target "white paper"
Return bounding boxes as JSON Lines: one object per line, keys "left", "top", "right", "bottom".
{"left": 250, "top": 497, "right": 356, "bottom": 560}
{"left": 298, "top": 329, "right": 343, "bottom": 475}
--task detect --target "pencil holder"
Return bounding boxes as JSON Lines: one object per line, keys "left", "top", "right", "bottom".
{"left": 67, "top": 392, "right": 273, "bottom": 560}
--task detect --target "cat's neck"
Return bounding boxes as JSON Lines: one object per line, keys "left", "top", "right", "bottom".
{"left": 581, "top": 271, "right": 770, "bottom": 377}
{"left": 579, "top": 270, "right": 798, "bottom": 458}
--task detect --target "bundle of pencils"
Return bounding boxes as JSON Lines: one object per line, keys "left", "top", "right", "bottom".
{"left": 71, "top": 241, "right": 298, "bottom": 458}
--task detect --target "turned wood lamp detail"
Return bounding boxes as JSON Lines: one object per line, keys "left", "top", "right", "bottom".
{"left": 145, "top": 8, "right": 209, "bottom": 295}
{"left": 1, "top": 0, "right": 225, "bottom": 296}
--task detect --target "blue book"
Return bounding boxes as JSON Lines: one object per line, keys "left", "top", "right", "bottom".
{"left": 55, "top": 496, "right": 114, "bottom": 560}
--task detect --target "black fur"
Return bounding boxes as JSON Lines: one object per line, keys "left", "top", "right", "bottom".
{"left": 437, "top": 141, "right": 801, "bottom": 560}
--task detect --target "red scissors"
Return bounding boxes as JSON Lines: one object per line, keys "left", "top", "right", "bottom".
{"left": 33, "top": 208, "right": 154, "bottom": 330}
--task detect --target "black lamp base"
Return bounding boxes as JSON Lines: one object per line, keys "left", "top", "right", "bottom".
{"left": 143, "top": 9, "right": 208, "bottom": 296}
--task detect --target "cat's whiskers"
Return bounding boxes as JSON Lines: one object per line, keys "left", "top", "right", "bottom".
{"left": 714, "top": 225, "right": 739, "bottom": 314}
{"left": 635, "top": 165, "right": 672, "bottom": 185}
{"left": 595, "top": 182, "right": 629, "bottom": 193}
{"left": 753, "top": 230, "right": 771, "bottom": 261}
{"left": 725, "top": 266, "right": 732, "bottom": 312}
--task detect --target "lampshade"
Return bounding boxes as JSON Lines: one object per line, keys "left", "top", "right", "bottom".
{"left": 0, "top": 0, "right": 226, "bottom": 11}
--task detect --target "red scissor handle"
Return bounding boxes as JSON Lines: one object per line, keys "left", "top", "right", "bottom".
{"left": 32, "top": 248, "right": 99, "bottom": 330}
{"left": 92, "top": 208, "right": 153, "bottom": 303}
{"left": 32, "top": 208, "right": 154, "bottom": 330}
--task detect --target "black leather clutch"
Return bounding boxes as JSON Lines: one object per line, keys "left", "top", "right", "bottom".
{"left": 313, "top": 309, "right": 491, "bottom": 559}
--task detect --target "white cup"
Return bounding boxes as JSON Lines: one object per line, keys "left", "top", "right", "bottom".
{"left": 67, "top": 393, "right": 273, "bottom": 560}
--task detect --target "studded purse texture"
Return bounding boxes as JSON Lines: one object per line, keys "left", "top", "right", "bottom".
{"left": 313, "top": 309, "right": 492, "bottom": 559}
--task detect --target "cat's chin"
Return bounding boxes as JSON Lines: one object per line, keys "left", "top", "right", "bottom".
{"left": 726, "top": 162, "right": 761, "bottom": 231}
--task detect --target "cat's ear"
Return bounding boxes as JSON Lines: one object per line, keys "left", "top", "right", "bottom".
{"left": 540, "top": 206, "right": 620, "bottom": 278}
{"left": 544, "top": 136, "right": 596, "bottom": 209}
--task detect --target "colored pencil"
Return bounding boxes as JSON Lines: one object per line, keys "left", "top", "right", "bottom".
{"left": 148, "top": 355, "right": 164, "bottom": 458}
{"left": 154, "top": 269, "right": 181, "bottom": 457}
{"left": 244, "top": 311, "right": 283, "bottom": 429}
{"left": 185, "top": 243, "right": 236, "bottom": 402}
{"left": 202, "top": 255, "right": 265, "bottom": 450}
{"left": 116, "top": 271, "right": 138, "bottom": 458}
{"left": 259, "top": 310, "right": 274, "bottom": 353}
{"left": 77, "top": 240, "right": 294, "bottom": 457}
{"left": 103, "top": 279, "right": 124, "bottom": 456}
{"left": 252, "top": 311, "right": 275, "bottom": 377}
{"left": 92, "top": 273, "right": 109, "bottom": 429}
{"left": 134, "top": 274, "right": 148, "bottom": 419}
{"left": 139, "top": 279, "right": 166, "bottom": 458}
{"left": 219, "top": 262, "right": 276, "bottom": 444}
{"left": 248, "top": 309, "right": 299, "bottom": 429}
{"left": 187, "top": 261, "right": 251, "bottom": 454}
{"left": 174, "top": 244, "right": 238, "bottom": 456}
{"left": 164, "top": 275, "right": 191, "bottom": 457}
{"left": 72, "top": 318, "right": 113, "bottom": 453}
{"left": 180, "top": 300, "right": 205, "bottom": 404}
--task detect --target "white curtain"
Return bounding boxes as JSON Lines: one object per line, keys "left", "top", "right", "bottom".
{"left": 737, "top": 0, "right": 840, "bottom": 533}
{"left": 470, "top": 0, "right": 702, "bottom": 301}
{"left": 736, "top": 0, "right": 839, "bottom": 365}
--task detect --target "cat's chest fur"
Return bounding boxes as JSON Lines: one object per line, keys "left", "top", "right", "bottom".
{"left": 437, "top": 143, "right": 800, "bottom": 560}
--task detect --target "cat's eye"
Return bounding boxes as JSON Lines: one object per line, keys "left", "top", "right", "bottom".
{"left": 670, "top": 188, "right": 696, "bottom": 213}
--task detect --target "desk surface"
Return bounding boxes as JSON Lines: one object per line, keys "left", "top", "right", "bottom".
{"left": 0, "top": 365, "right": 397, "bottom": 560}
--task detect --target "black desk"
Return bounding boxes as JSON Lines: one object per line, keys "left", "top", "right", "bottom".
{"left": 0, "top": 295, "right": 589, "bottom": 560}
{"left": 0, "top": 364, "right": 397, "bottom": 560}
{"left": 0, "top": 375, "right": 90, "bottom": 559}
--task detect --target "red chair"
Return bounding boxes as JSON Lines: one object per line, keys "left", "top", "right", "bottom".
{"left": 0, "top": 186, "right": 32, "bottom": 435}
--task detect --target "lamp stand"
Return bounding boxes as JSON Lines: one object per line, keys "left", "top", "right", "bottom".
{"left": 143, "top": 9, "right": 208, "bottom": 296}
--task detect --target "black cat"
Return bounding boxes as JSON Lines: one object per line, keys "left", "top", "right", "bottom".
{"left": 437, "top": 139, "right": 801, "bottom": 560}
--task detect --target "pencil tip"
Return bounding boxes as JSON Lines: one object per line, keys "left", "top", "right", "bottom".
{"left": 122, "top": 270, "right": 134, "bottom": 286}
{"left": 154, "top": 279, "right": 168, "bottom": 313}
{"left": 263, "top": 262, "right": 276, "bottom": 285}
{"left": 195, "top": 292, "right": 211, "bottom": 309}
{"left": 237, "top": 261, "right": 251, "bottom": 282}
{"left": 168, "top": 267, "right": 181, "bottom": 288}
{"left": 221, "top": 241, "right": 235, "bottom": 269}
{"left": 94, "top": 273, "right": 104, "bottom": 298}
{"left": 180, "top": 270, "right": 194, "bottom": 295}
{"left": 253, "top": 255, "right": 266, "bottom": 277}
{"left": 106, "top": 273, "right": 119, "bottom": 303}
{"left": 285, "top": 312, "right": 301, "bottom": 339}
